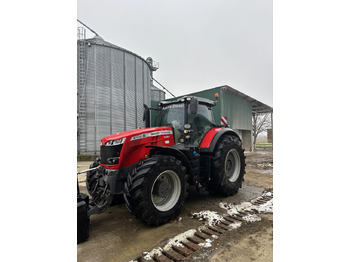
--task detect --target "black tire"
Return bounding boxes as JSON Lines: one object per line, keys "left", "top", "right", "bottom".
{"left": 208, "top": 135, "right": 246, "bottom": 196}
{"left": 123, "top": 155, "right": 188, "bottom": 226}
{"left": 86, "top": 159, "right": 113, "bottom": 212}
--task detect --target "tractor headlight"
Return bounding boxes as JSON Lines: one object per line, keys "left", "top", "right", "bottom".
{"left": 105, "top": 138, "right": 126, "bottom": 146}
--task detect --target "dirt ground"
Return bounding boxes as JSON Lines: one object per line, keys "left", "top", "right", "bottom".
{"left": 77, "top": 148, "right": 273, "bottom": 262}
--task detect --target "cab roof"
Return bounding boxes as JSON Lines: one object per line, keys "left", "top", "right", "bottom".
{"left": 159, "top": 96, "right": 216, "bottom": 107}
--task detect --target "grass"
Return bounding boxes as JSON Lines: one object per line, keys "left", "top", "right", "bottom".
{"left": 255, "top": 139, "right": 273, "bottom": 148}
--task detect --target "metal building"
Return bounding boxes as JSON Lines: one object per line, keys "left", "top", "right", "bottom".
{"left": 77, "top": 35, "right": 157, "bottom": 154}
{"left": 167, "top": 85, "right": 272, "bottom": 151}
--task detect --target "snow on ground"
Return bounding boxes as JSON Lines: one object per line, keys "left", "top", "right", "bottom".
{"left": 229, "top": 221, "right": 242, "bottom": 229}
{"left": 242, "top": 214, "right": 262, "bottom": 222}
{"left": 258, "top": 199, "right": 273, "bottom": 213}
{"left": 199, "top": 239, "right": 213, "bottom": 248}
{"left": 191, "top": 210, "right": 223, "bottom": 226}
{"left": 139, "top": 192, "right": 273, "bottom": 261}
{"left": 219, "top": 191, "right": 273, "bottom": 215}
{"left": 140, "top": 229, "right": 197, "bottom": 260}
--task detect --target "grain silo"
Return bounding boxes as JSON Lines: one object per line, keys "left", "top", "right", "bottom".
{"left": 150, "top": 86, "right": 165, "bottom": 102}
{"left": 77, "top": 35, "right": 158, "bottom": 154}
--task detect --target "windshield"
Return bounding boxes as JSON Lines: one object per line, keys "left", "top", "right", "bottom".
{"left": 159, "top": 103, "right": 185, "bottom": 143}
{"left": 188, "top": 104, "right": 214, "bottom": 146}
{"left": 158, "top": 102, "right": 214, "bottom": 146}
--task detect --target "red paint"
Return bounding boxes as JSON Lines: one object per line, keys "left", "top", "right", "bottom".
{"left": 199, "top": 128, "right": 222, "bottom": 149}
{"left": 100, "top": 127, "right": 175, "bottom": 169}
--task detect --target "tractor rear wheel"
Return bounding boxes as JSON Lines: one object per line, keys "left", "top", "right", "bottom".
{"left": 208, "top": 135, "right": 245, "bottom": 196}
{"left": 123, "top": 155, "right": 188, "bottom": 226}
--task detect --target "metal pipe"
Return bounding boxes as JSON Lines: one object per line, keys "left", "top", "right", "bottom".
{"left": 77, "top": 166, "right": 99, "bottom": 175}
{"left": 152, "top": 78, "right": 176, "bottom": 98}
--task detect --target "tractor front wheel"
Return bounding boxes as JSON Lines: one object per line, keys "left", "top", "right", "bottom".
{"left": 123, "top": 155, "right": 188, "bottom": 226}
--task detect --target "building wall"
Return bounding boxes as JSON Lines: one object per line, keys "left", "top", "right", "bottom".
{"left": 221, "top": 88, "right": 252, "bottom": 130}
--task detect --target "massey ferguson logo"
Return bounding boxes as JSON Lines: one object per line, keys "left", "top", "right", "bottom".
{"left": 130, "top": 130, "right": 173, "bottom": 141}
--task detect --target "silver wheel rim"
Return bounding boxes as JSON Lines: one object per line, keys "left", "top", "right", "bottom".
{"left": 225, "top": 149, "right": 241, "bottom": 182}
{"left": 151, "top": 170, "right": 181, "bottom": 212}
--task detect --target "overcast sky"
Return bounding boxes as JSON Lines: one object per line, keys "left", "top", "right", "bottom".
{"left": 77, "top": 0, "right": 272, "bottom": 106}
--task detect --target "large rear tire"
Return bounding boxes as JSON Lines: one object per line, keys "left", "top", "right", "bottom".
{"left": 123, "top": 155, "right": 188, "bottom": 226}
{"left": 208, "top": 135, "right": 245, "bottom": 196}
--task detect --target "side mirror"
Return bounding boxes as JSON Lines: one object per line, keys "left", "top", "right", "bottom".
{"left": 143, "top": 104, "right": 150, "bottom": 128}
{"left": 190, "top": 98, "right": 198, "bottom": 114}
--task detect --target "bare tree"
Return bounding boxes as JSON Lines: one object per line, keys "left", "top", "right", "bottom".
{"left": 252, "top": 113, "right": 272, "bottom": 150}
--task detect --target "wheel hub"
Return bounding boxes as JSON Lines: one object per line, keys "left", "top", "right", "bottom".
{"left": 226, "top": 159, "right": 233, "bottom": 171}
{"left": 225, "top": 149, "right": 241, "bottom": 182}
{"left": 151, "top": 170, "right": 181, "bottom": 212}
{"left": 153, "top": 179, "right": 171, "bottom": 198}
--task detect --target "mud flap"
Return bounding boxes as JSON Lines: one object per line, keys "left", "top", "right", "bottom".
{"left": 77, "top": 193, "right": 90, "bottom": 244}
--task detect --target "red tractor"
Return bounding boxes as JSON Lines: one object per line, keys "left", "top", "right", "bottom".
{"left": 86, "top": 96, "right": 245, "bottom": 226}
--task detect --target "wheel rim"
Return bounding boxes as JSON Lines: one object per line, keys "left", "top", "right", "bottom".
{"left": 225, "top": 149, "right": 241, "bottom": 182}
{"left": 151, "top": 170, "right": 181, "bottom": 212}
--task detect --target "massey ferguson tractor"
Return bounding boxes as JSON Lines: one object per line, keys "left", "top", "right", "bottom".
{"left": 85, "top": 95, "right": 245, "bottom": 226}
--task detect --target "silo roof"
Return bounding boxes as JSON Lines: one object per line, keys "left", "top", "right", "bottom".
{"left": 79, "top": 36, "right": 152, "bottom": 70}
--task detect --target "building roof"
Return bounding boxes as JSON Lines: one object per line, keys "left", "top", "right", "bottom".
{"left": 218, "top": 85, "right": 272, "bottom": 114}
{"left": 167, "top": 85, "right": 272, "bottom": 114}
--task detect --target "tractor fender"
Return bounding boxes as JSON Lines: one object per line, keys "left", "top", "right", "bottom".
{"left": 200, "top": 127, "right": 241, "bottom": 153}
{"left": 146, "top": 145, "right": 193, "bottom": 178}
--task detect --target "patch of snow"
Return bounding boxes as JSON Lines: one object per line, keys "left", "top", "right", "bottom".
{"left": 211, "top": 234, "right": 218, "bottom": 239}
{"left": 148, "top": 247, "right": 163, "bottom": 258}
{"left": 235, "top": 202, "right": 255, "bottom": 212}
{"left": 257, "top": 199, "right": 273, "bottom": 213}
{"left": 143, "top": 253, "right": 152, "bottom": 260}
{"left": 262, "top": 191, "right": 273, "bottom": 197}
{"left": 192, "top": 210, "right": 223, "bottom": 226}
{"left": 227, "top": 207, "right": 240, "bottom": 216}
{"left": 219, "top": 202, "right": 239, "bottom": 215}
{"left": 243, "top": 214, "right": 261, "bottom": 223}
{"left": 199, "top": 240, "right": 212, "bottom": 248}
{"left": 229, "top": 221, "right": 242, "bottom": 230}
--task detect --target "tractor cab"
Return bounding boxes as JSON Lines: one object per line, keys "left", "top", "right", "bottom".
{"left": 156, "top": 96, "right": 217, "bottom": 147}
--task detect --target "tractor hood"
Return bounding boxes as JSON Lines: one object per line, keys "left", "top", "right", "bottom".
{"left": 100, "top": 126, "right": 173, "bottom": 146}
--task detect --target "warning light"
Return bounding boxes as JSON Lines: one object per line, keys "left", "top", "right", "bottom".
{"left": 215, "top": 93, "right": 219, "bottom": 100}
{"left": 209, "top": 178, "right": 211, "bottom": 181}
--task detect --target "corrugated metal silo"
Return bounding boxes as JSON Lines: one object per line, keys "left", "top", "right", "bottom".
{"left": 151, "top": 86, "right": 166, "bottom": 102}
{"left": 77, "top": 36, "right": 153, "bottom": 154}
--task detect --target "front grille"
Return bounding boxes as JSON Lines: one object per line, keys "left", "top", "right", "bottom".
{"left": 100, "top": 144, "right": 123, "bottom": 165}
